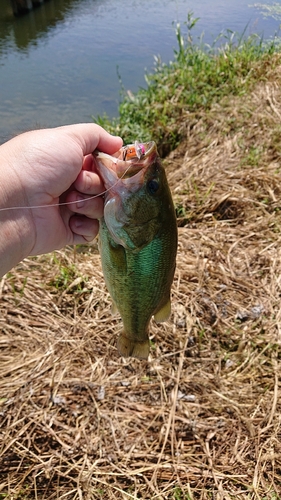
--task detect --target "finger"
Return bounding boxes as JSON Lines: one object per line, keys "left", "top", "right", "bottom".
{"left": 70, "top": 215, "right": 99, "bottom": 242}
{"left": 66, "top": 191, "right": 104, "bottom": 219}
{"left": 82, "top": 154, "right": 94, "bottom": 171}
{"left": 73, "top": 169, "right": 104, "bottom": 194}
{"left": 61, "top": 123, "right": 123, "bottom": 156}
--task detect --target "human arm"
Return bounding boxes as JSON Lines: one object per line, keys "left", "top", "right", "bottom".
{"left": 0, "top": 123, "right": 123, "bottom": 277}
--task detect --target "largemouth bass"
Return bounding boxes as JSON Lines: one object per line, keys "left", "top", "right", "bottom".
{"left": 94, "top": 141, "right": 177, "bottom": 359}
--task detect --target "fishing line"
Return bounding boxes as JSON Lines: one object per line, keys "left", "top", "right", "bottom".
{"left": 0, "top": 158, "right": 134, "bottom": 213}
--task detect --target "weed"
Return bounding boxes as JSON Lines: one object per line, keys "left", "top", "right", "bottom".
{"left": 96, "top": 14, "right": 279, "bottom": 156}
{"left": 175, "top": 202, "right": 187, "bottom": 219}
{"left": 172, "top": 487, "right": 192, "bottom": 499}
{"left": 48, "top": 253, "right": 85, "bottom": 291}
{"left": 241, "top": 145, "right": 263, "bottom": 166}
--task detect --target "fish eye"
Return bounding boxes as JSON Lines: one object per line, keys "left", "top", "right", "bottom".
{"left": 147, "top": 178, "right": 160, "bottom": 195}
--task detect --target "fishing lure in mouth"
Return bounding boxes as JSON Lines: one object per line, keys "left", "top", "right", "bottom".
{"left": 94, "top": 141, "right": 150, "bottom": 179}
{"left": 122, "top": 141, "right": 146, "bottom": 160}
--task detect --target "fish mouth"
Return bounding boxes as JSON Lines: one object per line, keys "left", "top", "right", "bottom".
{"left": 94, "top": 141, "right": 157, "bottom": 180}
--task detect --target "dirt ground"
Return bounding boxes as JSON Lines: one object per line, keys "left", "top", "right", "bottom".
{"left": 1, "top": 57, "right": 281, "bottom": 499}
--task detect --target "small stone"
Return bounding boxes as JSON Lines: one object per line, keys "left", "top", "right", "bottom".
{"left": 97, "top": 386, "right": 105, "bottom": 400}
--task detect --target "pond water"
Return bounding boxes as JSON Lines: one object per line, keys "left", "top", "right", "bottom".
{"left": 0, "top": 0, "right": 280, "bottom": 143}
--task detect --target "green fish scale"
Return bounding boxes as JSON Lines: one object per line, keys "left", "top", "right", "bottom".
{"left": 99, "top": 219, "right": 176, "bottom": 344}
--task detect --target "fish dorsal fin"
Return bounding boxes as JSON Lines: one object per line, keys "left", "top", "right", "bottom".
{"left": 153, "top": 300, "right": 171, "bottom": 323}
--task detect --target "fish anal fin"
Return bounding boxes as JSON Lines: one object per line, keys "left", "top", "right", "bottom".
{"left": 153, "top": 300, "right": 171, "bottom": 323}
{"left": 117, "top": 332, "right": 150, "bottom": 360}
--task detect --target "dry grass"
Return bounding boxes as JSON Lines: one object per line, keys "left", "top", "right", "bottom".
{"left": 1, "top": 60, "right": 281, "bottom": 499}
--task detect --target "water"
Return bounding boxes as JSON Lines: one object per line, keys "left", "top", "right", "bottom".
{"left": 0, "top": 0, "right": 280, "bottom": 144}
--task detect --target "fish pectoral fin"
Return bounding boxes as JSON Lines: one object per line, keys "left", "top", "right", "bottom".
{"left": 153, "top": 300, "right": 171, "bottom": 323}
{"left": 117, "top": 332, "right": 150, "bottom": 360}
{"left": 111, "top": 301, "right": 119, "bottom": 315}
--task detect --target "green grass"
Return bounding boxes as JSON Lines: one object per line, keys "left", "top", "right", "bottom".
{"left": 240, "top": 145, "right": 264, "bottom": 167}
{"left": 96, "top": 14, "right": 279, "bottom": 156}
{"left": 171, "top": 487, "right": 193, "bottom": 499}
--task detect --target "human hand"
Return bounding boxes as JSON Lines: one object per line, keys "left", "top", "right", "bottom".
{"left": 0, "top": 123, "right": 122, "bottom": 275}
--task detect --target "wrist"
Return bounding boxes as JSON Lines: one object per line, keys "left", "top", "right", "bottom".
{"left": 0, "top": 144, "right": 35, "bottom": 276}
{"left": 0, "top": 210, "right": 34, "bottom": 277}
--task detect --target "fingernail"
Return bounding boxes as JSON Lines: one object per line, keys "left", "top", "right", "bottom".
{"left": 76, "top": 195, "right": 85, "bottom": 208}
{"left": 85, "top": 172, "right": 92, "bottom": 191}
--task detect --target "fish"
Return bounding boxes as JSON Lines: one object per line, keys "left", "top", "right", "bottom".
{"left": 94, "top": 141, "right": 178, "bottom": 359}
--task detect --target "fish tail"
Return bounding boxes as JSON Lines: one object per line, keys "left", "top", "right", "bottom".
{"left": 117, "top": 332, "right": 150, "bottom": 360}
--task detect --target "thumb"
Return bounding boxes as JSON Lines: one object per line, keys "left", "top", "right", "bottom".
{"left": 62, "top": 123, "right": 123, "bottom": 156}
